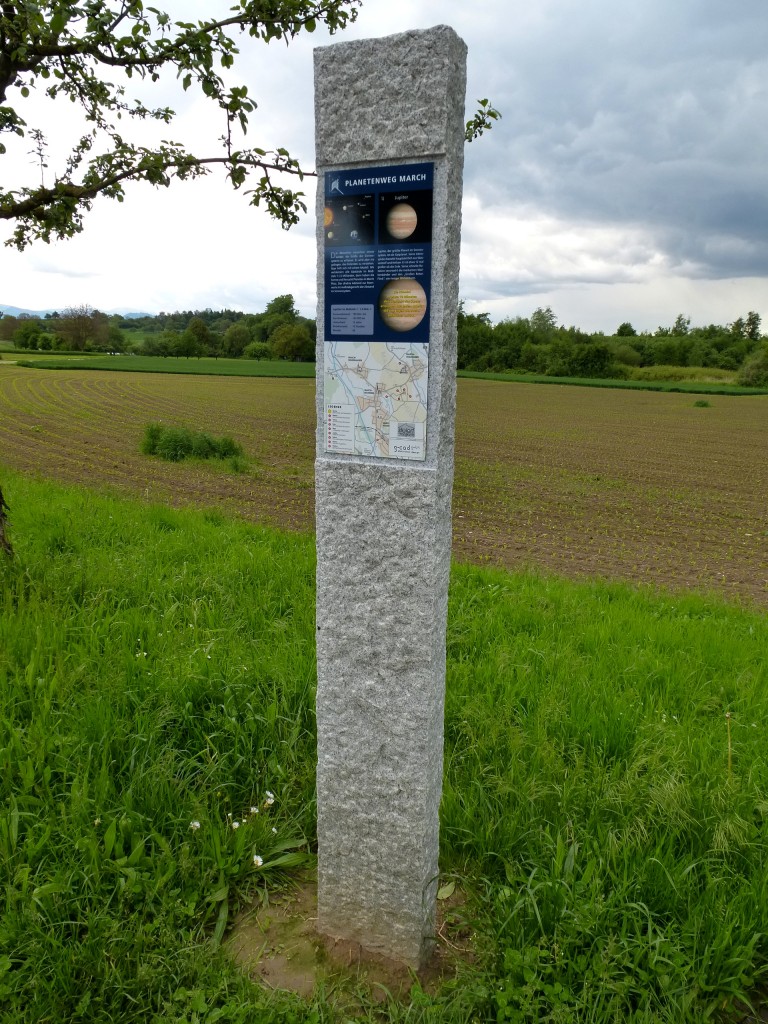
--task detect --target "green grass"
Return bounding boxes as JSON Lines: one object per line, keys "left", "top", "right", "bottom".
{"left": 11, "top": 353, "right": 767, "bottom": 394}
{"left": 14, "top": 354, "right": 316, "bottom": 377}
{"left": 2, "top": 468, "right": 768, "bottom": 1021}
{"left": 0, "top": 347, "right": 86, "bottom": 358}
{"left": 458, "top": 368, "right": 768, "bottom": 396}
{"left": 0, "top": 471, "right": 320, "bottom": 1022}
{"left": 445, "top": 567, "right": 768, "bottom": 1020}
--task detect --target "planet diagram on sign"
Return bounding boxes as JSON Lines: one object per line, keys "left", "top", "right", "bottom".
{"left": 378, "top": 278, "right": 427, "bottom": 332}
{"left": 385, "top": 202, "right": 418, "bottom": 240}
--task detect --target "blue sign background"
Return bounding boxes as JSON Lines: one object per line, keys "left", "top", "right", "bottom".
{"left": 323, "top": 162, "right": 434, "bottom": 344}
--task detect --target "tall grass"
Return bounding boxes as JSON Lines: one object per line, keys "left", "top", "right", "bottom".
{"left": 0, "top": 472, "right": 318, "bottom": 1022}
{"left": 444, "top": 566, "right": 768, "bottom": 1020}
{"left": 141, "top": 422, "right": 244, "bottom": 463}
{"left": 2, "top": 468, "right": 768, "bottom": 1021}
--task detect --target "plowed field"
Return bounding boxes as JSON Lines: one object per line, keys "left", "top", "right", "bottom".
{"left": 1, "top": 365, "right": 766, "bottom": 604}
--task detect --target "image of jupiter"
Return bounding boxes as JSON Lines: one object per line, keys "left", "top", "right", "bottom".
{"left": 385, "top": 202, "right": 418, "bottom": 240}
{"left": 378, "top": 278, "right": 428, "bottom": 332}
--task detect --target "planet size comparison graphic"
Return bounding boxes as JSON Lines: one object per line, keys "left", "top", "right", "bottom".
{"left": 385, "top": 202, "right": 418, "bottom": 240}
{"left": 378, "top": 278, "right": 427, "bottom": 332}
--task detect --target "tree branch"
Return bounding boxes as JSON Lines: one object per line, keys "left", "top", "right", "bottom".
{"left": 0, "top": 3, "right": 505, "bottom": 248}
{"left": 0, "top": 151, "right": 309, "bottom": 219}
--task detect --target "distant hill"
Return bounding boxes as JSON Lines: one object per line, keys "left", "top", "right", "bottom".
{"left": 0, "top": 304, "right": 151, "bottom": 318}
{"left": 0, "top": 304, "right": 58, "bottom": 318}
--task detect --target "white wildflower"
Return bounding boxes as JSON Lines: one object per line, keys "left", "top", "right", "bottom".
{"left": 250, "top": 806, "right": 259, "bottom": 815}
{"left": 253, "top": 854, "right": 263, "bottom": 867}
{"left": 264, "top": 791, "right": 275, "bottom": 806}
{"left": 190, "top": 820, "right": 201, "bottom": 831}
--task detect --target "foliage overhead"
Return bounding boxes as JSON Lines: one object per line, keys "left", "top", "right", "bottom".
{"left": 0, "top": 0, "right": 360, "bottom": 248}
{"left": 0, "top": 3, "right": 500, "bottom": 249}
{"left": 464, "top": 97, "right": 501, "bottom": 141}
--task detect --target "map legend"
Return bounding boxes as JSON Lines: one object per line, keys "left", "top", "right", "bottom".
{"left": 325, "top": 402, "right": 356, "bottom": 454}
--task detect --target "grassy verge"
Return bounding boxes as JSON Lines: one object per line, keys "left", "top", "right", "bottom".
{"left": 2, "top": 469, "right": 768, "bottom": 1021}
{"left": 10, "top": 354, "right": 767, "bottom": 394}
{"left": 13, "top": 354, "right": 316, "bottom": 377}
{"left": 458, "top": 369, "right": 768, "bottom": 396}
{"left": 0, "top": 348, "right": 88, "bottom": 359}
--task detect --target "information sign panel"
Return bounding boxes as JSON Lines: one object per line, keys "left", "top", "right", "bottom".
{"left": 323, "top": 163, "right": 433, "bottom": 460}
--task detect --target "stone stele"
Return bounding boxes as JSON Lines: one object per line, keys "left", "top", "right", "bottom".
{"left": 314, "top": 26, "right": 467, "bottom": 968}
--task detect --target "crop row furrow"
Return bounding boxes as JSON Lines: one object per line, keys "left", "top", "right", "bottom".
{"left": 2, "top": 367, "right": 766, "bottom": 603}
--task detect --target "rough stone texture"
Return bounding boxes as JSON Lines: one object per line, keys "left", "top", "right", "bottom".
{"left": 314, "top": 27, "right": 466, "bottom": 967}
{"left": 314, "top": 25, "right": 467, "bottom": 167}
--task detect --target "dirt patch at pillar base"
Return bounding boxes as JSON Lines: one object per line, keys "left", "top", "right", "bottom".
{"left": 225, "top": 874, "right": 477, "bottom": 1007}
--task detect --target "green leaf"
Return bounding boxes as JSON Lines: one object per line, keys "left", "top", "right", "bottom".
{"left": 128, "top": 836, "right": 145, "bottom": 866}
{"left": 191, "top": 991, "right": 208, "bottom": 1014}
{"left": 211, "top": 896, "right": 229, "bottom": 949}
{"left": 32, "top": 881, "right": 66, "bottom": 904}
{"left": 103, "top": 818, "right": 117, "bottom": 858}
{"left": 437, "top": 880, "right": 455, "bottom": 900}
{"left": 268, "top": 837, "right": 307, "bottom": 854}
{"left": 8, "top": 799, "right": 18, "bottom": 852}
{"left": 261, "top": 851, "right": 307, "bottom": 869}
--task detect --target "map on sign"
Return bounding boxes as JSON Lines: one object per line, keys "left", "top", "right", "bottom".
{"left": 324, "top": 341, "right": 428, "bottom": 460}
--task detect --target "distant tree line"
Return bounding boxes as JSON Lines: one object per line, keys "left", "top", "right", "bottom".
{"left": 0, "top": 305, "right": 125, "bottom": 352}
{"left": 0, "top": 295, "right": 316, "bottom": 362}
{"left": 3, "top": 299, "right": 767, "bottom": 385}
{"left": 136, "top": 295, "right": 316, "bottom": 361}
{"left": 457, "top": 305, "right": 768, "bottom": 385}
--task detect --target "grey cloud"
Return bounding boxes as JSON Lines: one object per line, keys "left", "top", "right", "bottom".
{"left": 463, "top": 0, "right": 768, "bottom": 280}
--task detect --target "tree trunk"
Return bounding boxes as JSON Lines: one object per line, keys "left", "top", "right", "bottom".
{"left": 0, "top": 486, "right": 12, "bottom": 557}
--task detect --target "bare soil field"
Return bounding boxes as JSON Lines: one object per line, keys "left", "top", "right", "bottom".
{"left": 1, "top": 365, "right": 766, "bottom": 605}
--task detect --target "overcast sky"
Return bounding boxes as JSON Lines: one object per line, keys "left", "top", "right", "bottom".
{"left": 1, "top": 0, "right": 767, "bottom": 333}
